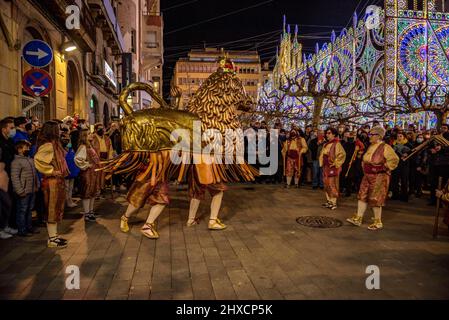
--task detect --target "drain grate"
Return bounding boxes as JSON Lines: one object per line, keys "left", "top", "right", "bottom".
{"left": 296, "top": 216, "right": 343, "bottom": 228}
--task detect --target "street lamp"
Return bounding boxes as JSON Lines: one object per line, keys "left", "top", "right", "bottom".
{"left": 61, "top": 40, "right": 77, "bottom": 53}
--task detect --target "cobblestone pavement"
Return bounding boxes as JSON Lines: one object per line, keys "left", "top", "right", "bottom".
{"left": 0, "top": 184, "right": 448, "bottom": 300}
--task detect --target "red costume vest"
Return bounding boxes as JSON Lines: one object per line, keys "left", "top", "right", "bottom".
{"left": 363, "top": 143, "right": 386, "bottom": 174}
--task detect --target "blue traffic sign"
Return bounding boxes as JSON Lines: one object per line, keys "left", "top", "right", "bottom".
{"left": 22, "top": 69, "right": 53, "bottom": 97}
{"left": 22, "top": 40, "right": 53, "bottom": 68}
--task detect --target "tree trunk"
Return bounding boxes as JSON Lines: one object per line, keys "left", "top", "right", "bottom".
{"left": 312, "top": 96, "right": 324, "bottom": 129}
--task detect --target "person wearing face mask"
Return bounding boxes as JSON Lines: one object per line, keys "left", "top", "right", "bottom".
{"left": 70, "top": 119, "right": 87, "bottom": 152}
{"left": 108, "top": 122, "right": 126, "bottom": 192}
{"left": 319, "top": 127, "right": 346, "bottom": 210}
{"left": 0, "top": 118, "right": 19, "bottom": 236}
{"left": 414, "top": 134, "right": 427, "bottom": 198}
{"left": 391, "top": 131, "right": 413, "bottom": 202}
{"left": 282, "top": 129, "right": 308, "bottom": 188}
{"left": 337, "top": 124, "right": 347, "bottom": 139}
{"left": 0, "top": 118, "right": 16, "bottom": 176}
{"left": 62, "top": 134, "right": 79, "bottom": 208}
{"left": 92, "top": 123, "right": 113, "bottom": 194}
{"left": 75, "top": 130, "right": 101, "bottom": 221}
{"left": 11, "top": 141, "right": 39, "bottom": 236}
{"left": 12, "top": 117, "right": 30, "bottom": 144}
{"left": 308, "top": 129, "right": 325, "bottom": 190}
{"left": 407, "top": 131, "right": 419, "bottom": 197}
{"left": 428, "top": 131, "right": 449, "bottom": 205}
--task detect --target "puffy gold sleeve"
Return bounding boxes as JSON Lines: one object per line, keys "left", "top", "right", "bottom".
{"left": 334, "top": 142, "right": 346, "bottom": 168}
{"left": 383, "top": 144, "right": 400, "bottom": 171}
{"left": 34, "top": 143, "right": 54, "bottom": 175}
{"left": 74, "top": 145, "right": 90, "bottom": 170}
{"left": 300, "top": 137, "right": 308, "bottom": 154}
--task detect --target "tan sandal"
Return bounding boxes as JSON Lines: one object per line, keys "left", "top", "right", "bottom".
{"left": 120, "top": 215, "right": 129, "bottom": 233}
{"left": 208, "top": 218, "right": 227, "bottom": 230}
{"left": 346, "top": 215, "right": 363, "bottom": 227}
{"left": 141, "top": 222, "right": 159, "bottom": 239}
{"left": 368, "top": 219, "right": 383, "bottom": 231}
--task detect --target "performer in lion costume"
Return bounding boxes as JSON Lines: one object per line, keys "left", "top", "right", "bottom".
{"left": 101, "top": 56, "right": 258, "bottom": 239}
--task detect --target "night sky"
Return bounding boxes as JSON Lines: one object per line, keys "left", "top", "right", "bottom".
{"left": 161, "top": 0, "right": 384, "bottom": 95}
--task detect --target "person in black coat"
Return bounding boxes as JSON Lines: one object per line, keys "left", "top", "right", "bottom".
{"left": 428, "top": 131, "right": 449, "bottom": 205}
{"left": 391, "top": 132, "right": 413, "bottom": 202}
{"left": 0, "top": 117, "right": 17, "bottom": 230}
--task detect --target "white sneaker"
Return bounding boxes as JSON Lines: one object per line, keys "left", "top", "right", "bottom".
{"left": 0, "top": 231, "right": 13, "bottom": 239}
{"left": 4, "top": 227, "right": 18, "bottom": 235}
{"left": 119, "top": 185, "right": 127, "bottom": 192}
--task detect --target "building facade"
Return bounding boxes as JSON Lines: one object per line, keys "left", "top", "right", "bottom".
{"left": 260, "top": 0, "right": 449, "bottom": 128}
{"left": 171, "top": 48, "right": 264, "bottom": 109}
{"left": 140, "top": 0, "right": 163, "bottom": 108}
{"left": 0, "top": 0, "right": 162, "bottom": 124}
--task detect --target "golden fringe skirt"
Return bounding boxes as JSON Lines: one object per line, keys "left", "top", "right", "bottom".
{"left": 358, "top": 172, "right": 391, "bottom": 207}
{"left": 42, "top": 176, "right": 66, "bottom": 223}
{"left": 79, "top": 167, "right": 101, "bottom": 199}
{"left": 99, "top": 150, "right": 258, "bottom": 206}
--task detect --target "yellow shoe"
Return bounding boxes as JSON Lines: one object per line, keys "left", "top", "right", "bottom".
{"left": 120, "top": 215, "right": 129, "bottom": 233}
{"left": 368, "top": 219, "right": 383, "bottom": 231}
{"left": 141, "top": 222, "right": 159, "bottom": 239}
{"left": 208, "top": 218, "right": 227, "bottom": 230}
{"left": 346, "top": 215, "right": 363, "bottom": 227}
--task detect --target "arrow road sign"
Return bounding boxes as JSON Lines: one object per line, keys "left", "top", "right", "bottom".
{"left": 22, "top": 69, "right": 53, "bottom": 97}
{"left": 22, "top": 40, "right": 53, "bottom": 68}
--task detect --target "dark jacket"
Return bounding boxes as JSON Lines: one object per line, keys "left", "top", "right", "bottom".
{"left": 109, "top": 129, "right": 122, "bottom": 155}
{"left": 308, "top": 137, "right": 324, "bottom": 161}
{"left": 70, "top": 128, "right": 81, "bottom": 152}
{"left": 0, "top": 134, "right": 15, "bottom": 175}
{"left": 11, "top": 154, "right": 38, "bottom": 196}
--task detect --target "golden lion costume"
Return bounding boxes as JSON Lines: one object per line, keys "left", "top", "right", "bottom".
{"left": 101, "top": 57, "right": 258, "bottom": 239}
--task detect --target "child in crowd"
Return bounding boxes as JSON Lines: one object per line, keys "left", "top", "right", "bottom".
{"left": 10, "top": 141, "right": 39, "bottom": 236}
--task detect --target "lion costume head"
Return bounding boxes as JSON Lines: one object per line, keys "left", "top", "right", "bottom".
{"left": 187, "top": 56, "right": 254, "bottom": 134}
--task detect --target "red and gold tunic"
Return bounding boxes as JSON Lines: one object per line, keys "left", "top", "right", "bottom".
{"left": 282, "top": 137, "right": 308, "bottom": 178}
{"left": 319, "top": 139, "right": 346, "bottom": 198}
{"left": 34, "top": 142, "right": 69, "bottom": 223}
{"left": 358, "top": 142, "right": 399, "bottom": 207}
{"left": 75, "top": 144, "right": 101, "bottom": 199}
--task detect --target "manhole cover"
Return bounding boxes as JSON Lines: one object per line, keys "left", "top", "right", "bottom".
{"left": 296, "top": 216, "right": 343, "bottom": 228}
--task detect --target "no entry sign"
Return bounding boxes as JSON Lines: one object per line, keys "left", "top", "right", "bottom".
{"left": 22, "top": 69, "right": 53, "bottom": 97}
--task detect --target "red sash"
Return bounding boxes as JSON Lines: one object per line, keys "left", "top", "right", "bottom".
{"left": 363, "top": 143, "right": 386, "bottom": 174}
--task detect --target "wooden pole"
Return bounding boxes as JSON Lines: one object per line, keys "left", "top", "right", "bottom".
{"left": 433, "top": 177, "right": 443, "bottom": 239}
